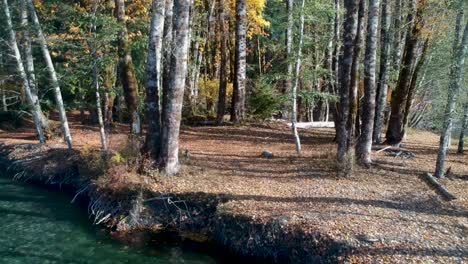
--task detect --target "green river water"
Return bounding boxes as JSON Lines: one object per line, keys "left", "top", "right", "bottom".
{"left": 0, "top": 176, "right": 219, "bottom": 264}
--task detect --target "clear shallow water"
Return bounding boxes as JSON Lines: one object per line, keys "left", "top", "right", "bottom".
{"left": 0, "top": 176, "right": 219, "bottom": 264}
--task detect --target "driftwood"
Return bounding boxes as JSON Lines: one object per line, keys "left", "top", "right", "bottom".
{"left": 423, "top": 173, "right": 456, "bottom": 201}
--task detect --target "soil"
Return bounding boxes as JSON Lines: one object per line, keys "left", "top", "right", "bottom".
{"left": 0, "top": 112, "right": 467, "bottom": 263}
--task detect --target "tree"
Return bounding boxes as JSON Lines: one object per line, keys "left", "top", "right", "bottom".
{"left": 284, "top": 0, "right": 294, "bottom": 119}
{"left": 27, "top": 0, "right": 73, "bottom": 149}
{"left": 216, "top": 0, "right": 228, "bottom": 125}
{"left": 231, "top": 0, "right": 247, "bottom": 123}
{"left": 348, "top": 0, "right": 365, "bottom": 142}
{"left": 160, "top": 0, "right": 191, "bottom": 176}
{"left": 3, "top": 0, "right": 46, "bottom": 143}
{"left": 373, "top": 0, "right": 391, "bottom": 143}
{"left": 356, "top": 0, "right": 380, "bottom": 166}
{"left": 90, "top": 0, "right": 107, "bottom": 150}
{"left": 20, "top": 0, "right": 49, "bottom": 137}
{"left": 385, "top": 0, "right": 425, "bottom": 145}
{"left": 434, "top": 3, "right": 467, "bottom": 178}
{"left": 144, "top": 0, "right": 166, "bottom": 161}
{"left": 291, "top": 0, "right": 306, "bottom": 154}
{"left": 458, "top": 104, "right": 468, "bottom": 154}
{"left": 337, "top": 0, "right": 359, "bottom": 164}
{"left": 116, "top": 0, "right": 141, "bottom": 134}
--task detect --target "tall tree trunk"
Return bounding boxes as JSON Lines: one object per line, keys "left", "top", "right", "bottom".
{"left": 144, "top": 0, "right": 166, "bottom": 161}
{"left": 458, "top": 104, "right": 468, "bottom": 154}
{"left": 20, "top": 0, "right": 49, "bottom": 136}
{"left": 434, "top": 6, "right": 467, "bottom": 178}
{"left": 116, "top": 0, "right": 141, "bottom": 134}
{"left": 331, "top": 0, "right": 341, "bottom": 137}
{"left": 216, "top": 0, "right": 228, "bottom": 124}
{"left": 348, "top": 0, "right": 365, "bottom": 146}
{"left": 401, "top": 38, "right": 429, "bottom": 135}
{"left": 160, "top": 0, "right": 191, "bottom": 176}
{"left": 356, "top": 0, "right": 380, "bottom": 166}
{"left": 162, "top": 0, "right": 174, "bottom": 124}
{"left": 91, "top": 1, "right": 107, "bottom": 150}
{"left": 391, "top": 0, "right": 404, "bottom": 77}
{"left": 4, "top": 0, "right": 46, "bottom": 143}
{"left": 373, "top": 0, "right": 391, "bottom": 143}
{"left": 27, "top": 0, "right": 72, "bottom": 148}
{"left": 385, "top": 0, "right": 423, "bottom": 145}
{"left": 291, "top": 0, "right": 305, "bottom": 154}
{"left": 283, "top": 0, "right": 294, "bottom": 119}
{"left": 231, "top": 0, "right": 247, "bottom": 123}
{"left": 337, "top": 0, "right": 359, "bottom": 164}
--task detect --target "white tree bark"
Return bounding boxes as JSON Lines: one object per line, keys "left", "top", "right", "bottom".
{"left": 291, "top": 0, "right": 305, "bottom": 154}
{"left": 160, "top": 0, "right": 191, "bottom": 176}
{"left": 435, "top": 6, "right": 468, "bottom": 178}
{"left": 27, "top": 0, "right": 72, "bottom": 148}
{"left": 3, "top": 0, "right": 46, "bottom": 143}
{"left": 91, "top": 1, "right": 107, "bottom": 150}
{"left": 356, "top": 0, "right": 380, "bottom": 167}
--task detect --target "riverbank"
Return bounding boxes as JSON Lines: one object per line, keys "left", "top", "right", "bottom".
{"left": 0, "top": 116, "right": 467, "bottom": 263}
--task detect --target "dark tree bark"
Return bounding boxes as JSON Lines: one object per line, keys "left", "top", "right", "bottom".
{"left": 216, "top": 0, "right": 228, "bottom": 124}
{"left": 116, "top": 0, "right": 141, "bottom": 134}
{"left": 330, "top": 0, "right": 341, "bottom": 137}
{"left": 401, "top": 38, "right": 430, "bottom": 135}
{"left": 391, "top": 0, "right": 404, "bottom": 76}
{"left": 160, "top": 0, "right": 191, "bottom": 176}
{"left": 348, "top": 0, "right": 366, "bottom": 146}
{"left": 373, "top": 0, "right": 391, "bottom": 143}
{"left": 435, "top": 3, "right": 467, "bottom": 178}
{"left": 144, "top": 0, "right": 166, "bottom": 161}
{"left": 458, "top": 104, "right": 468, "bottom": 154}
{"left": 231, "top": 0, "right": 247, "bottom": 123}
{"left": 356, "top": 0, "right": 380, "bottom": 167}
{"left": 385, "top": 0, "right": 424, "bottom": 145}
{"left": 337, "top": 0, "right": 360, "bottom": 164}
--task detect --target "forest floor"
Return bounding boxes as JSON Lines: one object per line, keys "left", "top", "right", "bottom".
{"left": 0, "top": 112, "right": 467, "bottom": 263}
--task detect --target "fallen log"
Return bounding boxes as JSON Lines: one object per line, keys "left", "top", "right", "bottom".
{"left": 422, "top": 173, "right": 456, "bottom": 201}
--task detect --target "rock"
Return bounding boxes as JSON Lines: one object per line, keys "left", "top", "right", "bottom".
{"left": 261, "top": 150, "right": 273, "bottom": 158}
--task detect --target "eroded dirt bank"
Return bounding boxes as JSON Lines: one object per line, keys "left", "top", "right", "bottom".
{"left": 0, "top": 144, "right": 349, "bottom": 263}
{"left": 1, "top": 120, "right": 467, "bottom": 263}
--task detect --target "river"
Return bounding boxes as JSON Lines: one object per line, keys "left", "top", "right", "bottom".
{"left": 0, "top": 176, "right": 219, "bottom": 263}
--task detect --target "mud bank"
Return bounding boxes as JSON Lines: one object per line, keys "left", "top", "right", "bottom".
{"left": 0, "top": 143, "right": 351, "bottom": 263}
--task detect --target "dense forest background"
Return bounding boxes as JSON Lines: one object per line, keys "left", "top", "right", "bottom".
{"left": 0, "top": 0, "right": 467, "bottom": 175}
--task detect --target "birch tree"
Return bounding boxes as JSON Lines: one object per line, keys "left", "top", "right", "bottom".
{"left": 231, "top": 0, "right": 247, "bottom": 123}
{"left": 356, "top": 0, "right": 380, "bottom": 166}
{"left": 20, "top": 0, "right": 49, "bottom": 136}
{"left": 4, "top": 0, "right": 46, "bottom": 143}
{"left": 434, "top": 3, "right": 468, "bottom": 178}
{"left": 144, "top": 0, "right": 166, "bottom": 160}
{"left": 291, "top": 0, "right": 305, "bottom": 154}
{"left": 160, "top": 0, "right": 191, "bottom": 176}
{"left": 284, "top": 0, "right": 294, "bottom": 120}
{"left": 91, "top": 1, "right": 107, "bottom": 150}
{"left": 27, "top": 0, "right": 73, "bottom": 148}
